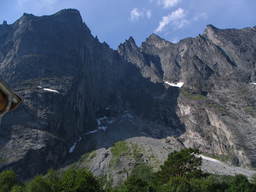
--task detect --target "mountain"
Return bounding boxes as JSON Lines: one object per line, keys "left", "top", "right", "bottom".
{"left": 0, "top": 9, "right": 256, "bottom": 184}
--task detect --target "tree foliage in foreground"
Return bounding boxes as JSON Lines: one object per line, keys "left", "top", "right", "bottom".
{"left": 112, "top": 149, "right": 256, "bottom": 192}
{"left": 1, "top": 148, "right": 256, "bottom": 192}
{"left": 0, "top": 168, "right": 103, "bottom": 192}
{"left": 0, "top": 170, "right": 19, "bottom": 192}
{"left": 157, "top": 148, "right": 203, "bottom": 183}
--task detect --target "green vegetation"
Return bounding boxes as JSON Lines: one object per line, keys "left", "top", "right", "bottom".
{"left": 251, "top": 174, "right": 256, "bottom": 185}
{"left": 181, "top": 89, "right": 207, "bottom": 101}
{"left": 0, "top": 168, "right": 103, "bottom": 192}
{"left": 112, "top": 163, "right": 155, "bottom": 192}
{"left": 112, "top": 149, "right": 256, "bottom": 192}
{"left": 10, "top": 186, "right": 24, "bottom": 192}
{"left": 0, "top": 170, "right": 19, "bottom": 192}
{"left": 81, "top": 150, "right": 97, "bottom": 162}
{"left": 244, "top": 106, "right": 256, "bottom": 116}
{"left": 157, "top": 148, "right": 203, "bottom": 183}
{"left": 130, "top": 143, "right": 143, "bottom": 162}
{"left": 111, "top": 141, "right": 129, "bottom": 158}
{"left": 1, "top": 149, "right": 256, "bottom": 192}
{"left": 109, "top": 141, "right": 145, "bottom": 169}
{"left": 110, "top": 141, "right": 129, "bottom": 167}
{"left": 207, "top": 103, "right": 226, "bottom": 112}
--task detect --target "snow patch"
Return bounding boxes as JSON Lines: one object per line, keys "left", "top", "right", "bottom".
{"left": 97, "top": 117, "right": 107, "bottom": 125}
{"left": 97, "top": 116, "right": 115, "bottom": 131}
{"left": 85, "top": 130, "right": 98, "bottom": 135}
{"left": 250, "top": 82, "right": 256, "bottom": 85}
{"left": 69, "top": 137, "right": 82, "bottom": 153}
{"left": 97, "top": 116, "right": 108, "bottom": 131}
{"left": 122, "top": 112, "right": 134, "bottom": 119}
{"left": 198, "top": 154, "right": 222, "bottom": 163}
{"left": 69, "top": 143, "right": 77, "bottom": 153}
{"left": 164, "top": 81, "right": 184, "bottom": 88}
{"left": 98, "top": 126, "right": 107, "bottom": 131}
{"left": 85, "top": 116, "right": 114, "bottom": 135}
{"left": 37, "top": 86, "right": 60, "bottom": 93}
{"left": 43, "top": 88, "right": 60, "bottom": 94}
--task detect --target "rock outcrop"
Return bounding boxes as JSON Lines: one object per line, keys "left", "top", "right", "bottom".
{"left": 0, "top": 9, "right": 255, "bottom": 182}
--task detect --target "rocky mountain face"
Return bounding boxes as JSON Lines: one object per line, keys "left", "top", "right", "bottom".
{"left": 119, "top": 25, "right": 256, "bottom": 166}
{"left": 0, "top": 9, "right": 256, "bottom": 183}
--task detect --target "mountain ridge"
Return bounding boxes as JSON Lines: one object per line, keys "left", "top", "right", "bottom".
{"left": 0, "top": 9, "right": 256, "bottom": 184}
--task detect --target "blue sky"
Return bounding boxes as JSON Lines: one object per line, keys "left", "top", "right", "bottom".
{"left": 0, "top": 0, "right": 255, "bottom": 49}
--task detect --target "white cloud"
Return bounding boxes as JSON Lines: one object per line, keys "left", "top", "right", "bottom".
{"left": 157, "top": 0, "right": 182, "bottom": 8}
{"left": 130, "top": 8, "right": 142, "bottom": 21}
{"left": 155, "top": 8, "right": 187, "bottom": 33}
{"left": 169, "top": 8, "right": 186, "bottom": 20}
{"left": 130, "top": 8, "right": 152, "bottom": 21}
{"left": 155, "top": 15, "right": 172, "bottom": 33}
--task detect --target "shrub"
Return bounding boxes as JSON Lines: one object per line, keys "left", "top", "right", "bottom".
{"left": 157, "top": 148, "right": 203, "bottom": 183}
{"left": 158, "top": 177, "right": 193, "bottom": 192}
{"left": 26, "top": 176, "right": 52, "bottom": 192}
{"left": 226, "top": 175, "right": 256, "bottom": 192}
{"left": 110, "top": 141, "right": 129, "bottom": 167}
{"left": 181, "top": 89, "right": 207, "bottom": 101}
{"left": 10, "top": 186, "right": 24, "bottom": 192}
{"left": 0, "top": 170, "right": 18, "bottom": 192}
{"left": 59, "top": 168, "right": 103, "bottom": 192}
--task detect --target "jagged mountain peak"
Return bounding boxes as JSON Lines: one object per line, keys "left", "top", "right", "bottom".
{"left": 142, "top": 33, "right": 172, "bottom": 49}
{"left": 206, "top": 24, "right": 219, "bottom": 30}
{"left": 15, "top": 13, "right": 36, "bottom": 24}
{"left": 147, "top": 33, "right": 163, "bottom": 41}
{"left": 118, "top": 36, "right": 138, "bottom": 53}
{"left": 203, "top": 24, "right": 219, "bottom": 36}
{"left": 127, "top": 36, "right": 137, "bottom": 46}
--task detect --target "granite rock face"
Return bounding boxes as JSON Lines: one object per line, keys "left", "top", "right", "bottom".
{"left": 118, "top": 25, "right": 256, "bottom": 168}
{"left": 0, "top": 9, "right": 255, "bottom": 181}
{"left": 0, "top": 9, "right": 128, "bottom": 178}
